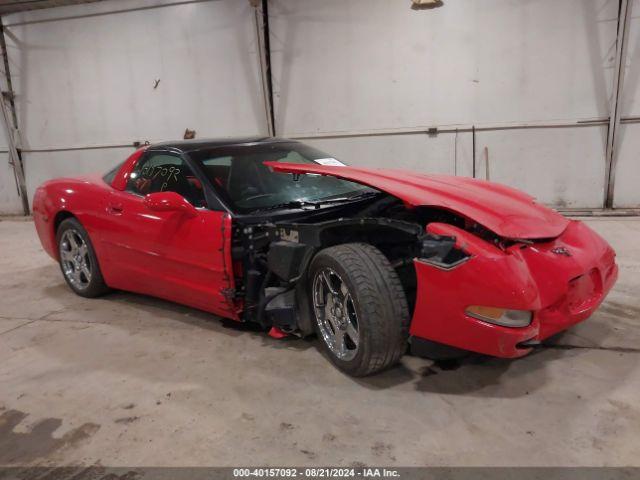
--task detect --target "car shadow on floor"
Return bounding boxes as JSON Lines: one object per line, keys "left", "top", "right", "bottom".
{"left": 39, "top": 284, "right": 314, "bottom": 350}
{"left": 411, "top": 354, "right": 544, "bottom": 398}
{"left": 412, "top": 332, "right": 639, "bottom": 398}
{"left": 39, "top": 280, "right": 639, "bottom": 396}
{"left": 355, "top": 328, "right": 638, "bottom": 398}
{"left": 102, "top": 289, "right": 317, "bottom": 353}
{"left": 350, "top": 353, "right": 519, "bottom": 395}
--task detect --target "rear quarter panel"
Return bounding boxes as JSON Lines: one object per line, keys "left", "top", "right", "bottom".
{"left": 32, "top": 175, "right": 114, "bottom": 268}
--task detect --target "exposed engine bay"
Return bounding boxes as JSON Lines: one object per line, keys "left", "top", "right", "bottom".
{"left": 231, "top": 191, "right": 503, "bottom": 335}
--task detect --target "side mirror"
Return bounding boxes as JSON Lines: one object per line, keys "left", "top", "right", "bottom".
{"left": 144, "top": 191, "right": 197, "bottom": 218}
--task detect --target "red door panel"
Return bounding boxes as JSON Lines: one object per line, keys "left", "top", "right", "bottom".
{"left": 100, "top": 190, "right": 237, "bottom": 319}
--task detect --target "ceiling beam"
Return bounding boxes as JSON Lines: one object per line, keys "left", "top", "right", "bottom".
{"left": 0, "top": 0, "right": 104, "bottom": 16}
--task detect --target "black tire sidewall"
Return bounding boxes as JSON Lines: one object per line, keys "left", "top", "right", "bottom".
{"left": 56, "top": 217, "right": 108, "bottom": 298}
{"left": 309, "top": 252, "right": 372, "bottom": 375}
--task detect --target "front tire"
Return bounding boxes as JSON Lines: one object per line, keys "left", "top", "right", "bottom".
{"left": 309, "top": 243, "right": 410, "bottom": 376}
{"left": 56, "top": 217, "right": 109, "bottom": 298}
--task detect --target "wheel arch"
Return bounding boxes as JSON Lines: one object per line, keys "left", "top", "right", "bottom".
{"left": 306, "top": 242, "right": 411, "bottom": 375}
{"left": 54, "top": 210, "right": 76, "bottom": 233}
{"left": 54, "top": 211, "right": 110, "bottom": 297}
{"left": 263, "top": 218, "right": 424, "bottom": 335}
{"left": 45, "top": 210, "right": 77, "bottom": 260}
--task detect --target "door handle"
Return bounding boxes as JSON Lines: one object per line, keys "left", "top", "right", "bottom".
{"left": 107, "top": 203, "right": 123, "bottom": 214}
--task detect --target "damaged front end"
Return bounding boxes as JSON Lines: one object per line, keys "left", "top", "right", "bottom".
{"left": 228, "top": 162, "right": 617, "bottom": 359}
{"left": 410, "top": 220, "right": 618, "bottom": 358}
{"left": 230, "top": 203, "right": 482, "bottom": 342}
{"left": 231, "top": 215, "right": 443, "bottom": 337}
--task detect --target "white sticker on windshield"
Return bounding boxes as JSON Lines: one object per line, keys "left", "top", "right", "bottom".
{"left": 314, "top": 158, "right": 346, "bottom": 167}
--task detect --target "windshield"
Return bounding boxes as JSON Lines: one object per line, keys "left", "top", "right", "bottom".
{"left": 188, "top": 141, "right": 374, "bottom": 213}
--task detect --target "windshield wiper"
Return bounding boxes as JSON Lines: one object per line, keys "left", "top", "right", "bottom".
{"left": 314, "top": 191, "right": 382, "bottom": 204}
{"left": 249, "top": 200, "right": 321, "bottom": 212}
{"left": 249, "top": 192, "right": 382, "bottom": 213}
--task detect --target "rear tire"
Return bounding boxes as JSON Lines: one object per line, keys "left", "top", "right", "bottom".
{"left": 309, "top": 243, "right": 410, "bottom": 376}
{"left": 56, "top": 217, "right": 109, "bottom": 298}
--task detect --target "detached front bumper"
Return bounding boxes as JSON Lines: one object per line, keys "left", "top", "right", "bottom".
{"left": 409, "top": 220, "right": 618, "bottom": 358}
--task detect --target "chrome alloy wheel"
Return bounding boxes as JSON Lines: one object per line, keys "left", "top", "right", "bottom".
{"left": 312, "top": 268, "right": 360, "bottom": 361}
{"left": 59, "top": 229, "right": 92, "bottom": 290}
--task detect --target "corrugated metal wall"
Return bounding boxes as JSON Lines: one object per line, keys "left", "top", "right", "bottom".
{"left": 269, "top": 0, "right": 618, "bottom": 209}
{"left": 0, "top": 0, "right": 268, "bottom": 213}
{"left": 0, "top": 0, "right": 638, "bottom": 213}
{"left": 613, "top": 0, "right": 640, "bottom": 208}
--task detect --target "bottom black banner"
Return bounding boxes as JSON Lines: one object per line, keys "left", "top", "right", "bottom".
{"left": 0, "top": 467, "right": 638, "bottom": 480}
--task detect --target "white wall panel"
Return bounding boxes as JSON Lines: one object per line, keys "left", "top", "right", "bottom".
{"left": 0, "top": 0, "right": 623, "bottom": 211}
{"left": 612, "top": 123, "right": 640, "bottom": 208}
{"left": 0, "top": 155, "right": 24, "bottom": 215}
{"left": 270, "top": 0, "right": 617, "bottom": 135}
{"left": 618, "top": 0, "right": 640, "bottom": 116}
{"left": 5, "top": 0, "right": 267, "bottom": 148}
{"left": 612, "top": 0, "right": 640, "bottom": 207}
{"left": 476, "top": 126, "right": 607, "bottom": 208}
{"left": 0, "top": 0, "right": 268, "bottom": 212}
{"left": 305, "top": 131, "right": 474, "bottom": 177}
{"left": 23, "top": 148, "right": 134, "bottom": 199}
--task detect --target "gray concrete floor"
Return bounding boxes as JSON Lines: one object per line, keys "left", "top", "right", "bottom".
{"left": 0, "top": 216, "right": 639, "bottom": 467}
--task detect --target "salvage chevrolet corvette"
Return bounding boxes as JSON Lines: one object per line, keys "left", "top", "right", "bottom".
{"left": 33, "top": 137, "right": 618, "bottom": 376}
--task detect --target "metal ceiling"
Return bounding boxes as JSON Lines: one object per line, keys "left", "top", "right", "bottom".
{"left": 0, "top": 0, "right": 104, "bottom": 16}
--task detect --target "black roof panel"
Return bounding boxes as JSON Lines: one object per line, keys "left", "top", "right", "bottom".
{"left": 149, "top": 136, "right": 294, "bottom": 152}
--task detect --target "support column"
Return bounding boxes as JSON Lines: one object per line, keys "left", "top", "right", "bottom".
{"left": 604, "top": 0, "right": 633, "bottom": 208}
{"left": 0, "top": 18, "right": 29, "bottom": 215}
{"left": 251, "top": 0, "right": 275, "bottom": 137}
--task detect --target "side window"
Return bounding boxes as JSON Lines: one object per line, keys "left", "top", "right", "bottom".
{"left": 201, "top": 156, "right": 232, "bottom": 190}
{"left": 202, "top": 156, "right": 232, "bottom": 167}
{"left": 102, "top": 161, "right": 124, "bottom": 185}
{"left": 126, "top": 153, "right": 206, "bottom": 207}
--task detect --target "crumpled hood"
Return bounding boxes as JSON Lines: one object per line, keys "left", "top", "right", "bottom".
{"left": 265, "top": 162, "right": 569, "bottom": 240}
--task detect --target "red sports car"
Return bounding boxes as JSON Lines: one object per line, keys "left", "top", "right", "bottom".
{"left": 33, "top": 137, "right": 618, "bottom": 376}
